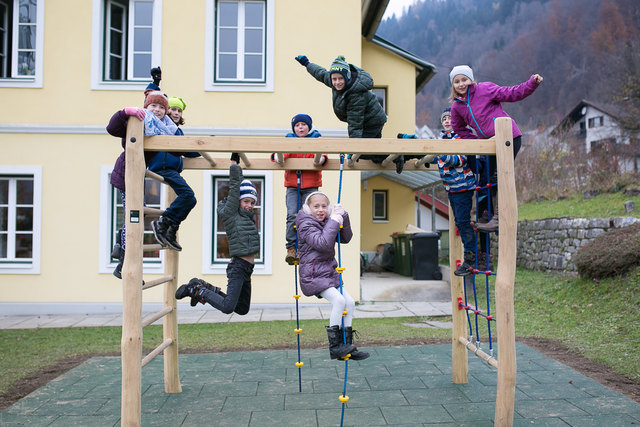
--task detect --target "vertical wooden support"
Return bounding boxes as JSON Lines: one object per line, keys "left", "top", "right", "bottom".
{"left": 163, "top": 189, "right": 182, "bottom": 393}
{"left": 449, "top": 206, "right": 468, "bottom": 384}
{"left": 494, "top": 117, "right": 517, "bottom": 426}
{"left": 121, "top": 117, "right": 145, "bottom": 427}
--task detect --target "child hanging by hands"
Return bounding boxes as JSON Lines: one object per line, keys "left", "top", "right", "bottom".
{"left": 296, "top": 192, "right": 369, "bottom": 361}
{"left": 271, "top": 113, "right": 328, "bottom": 265}
{"left": 175, "top": 156, "right": 260, "bottom": 315}
{"left": 449, "top": 65, "right": 543, "bottom": 231}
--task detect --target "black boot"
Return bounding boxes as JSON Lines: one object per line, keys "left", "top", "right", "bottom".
{"left": 151, "top": 216, "right": 170, "bottom": 247}
{"left": 186, "top": 278, "right": 220, "bottom": 307}
{"left": 175, "top": 281, "right": 201, "bottom": 301}
{"left": 326, "top": 325, "right": 356, "bottom": 360}
{"left": 393, "top": 155, "right": 405, "bottom": 174}
{"left": 454, "top": 251, "right": 475, "bottom": 277}
{"left": 344, "top": 327, "right": 370, "bottom": 360}
{"left": 164, "top": 221, "right": 182, "bottom": 251}
{"left": 113, "top": 251, "right": 124, "bottom": 279}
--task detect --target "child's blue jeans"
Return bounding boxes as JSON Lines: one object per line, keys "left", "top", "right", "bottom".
{"left": 285, "top": 186, "right": 318, "bottom": 248}
{"left": 448, "top": 190, "right": 476, "bottom": 254}
{"left": 155, "top": 169, "right": 196, "bottom": 225}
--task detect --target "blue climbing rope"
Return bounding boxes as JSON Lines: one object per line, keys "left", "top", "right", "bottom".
{"left": 293, "top": 171, "right": 303, "bottom": 392}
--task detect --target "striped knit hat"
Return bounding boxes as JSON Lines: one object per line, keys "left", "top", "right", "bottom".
{"left": 239, "top": 180, "right": 258, "bottom": 202}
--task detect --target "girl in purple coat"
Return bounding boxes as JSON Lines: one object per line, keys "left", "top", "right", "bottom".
{"left": 296, "top": 192, "right": 369, "bottom": 361}
{"left": 449, "top": 65, "right": 543, "bottom": 231}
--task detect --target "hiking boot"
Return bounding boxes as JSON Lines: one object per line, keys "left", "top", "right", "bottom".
{"left": 164, "top": 222, "right": 182, "bottom": 251}
{"left": 175, "top": 281, "right": 201, "bottom": 300}
{"left": 476, "top": 212, "right": 498, "bottom": 232}
{"left": 393, "top": 155, "right": 405, "bottom": 174}
{"left": 326, "top": 325, "right": 356, "bottom": 360}
{"left": 187, "top": 278, "right": 220, "bottom": 307}
{"left": 151, "top": 217, "right": 170, "bottom": 247}
{"left": 344, "top": 327, "right": 370, "bottom": 360}
{"left": 454, "top": 252, "right": 475, "bottom": 277}
{"left": 285, "top": 246, "right": 299, "bottom": 265}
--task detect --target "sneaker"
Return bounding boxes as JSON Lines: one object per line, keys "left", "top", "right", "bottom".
{"left": 476, "top": 213, "right": 499, "bottom": 232}
{"left": 285, "top": 247, "right": 299, "bottom": 265}
{"left": 454, "top": 262, "right": 473, "bottom": 276}
{"left": 188, "top": 278, "right": 220, "bottom": 306}
{"left": 175, "top": 282, "right": 200, "bottom": 300}
{"left": 164, "top": 222, "right": 182, "bottom": 252}
{"left": 113, "top": 260, "right": 123, "bottom": 279}
{"left": 151, "top": 217, "right": 170, "bottom": 247}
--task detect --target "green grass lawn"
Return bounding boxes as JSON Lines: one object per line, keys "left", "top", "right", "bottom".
{"left": 518, "top": 192, "right": 640, "bottom": 221}
{"left": 1, "top": 267, "right": 639, "bottom": 398}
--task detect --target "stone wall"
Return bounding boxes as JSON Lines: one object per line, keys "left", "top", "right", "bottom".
{"left": 490, "top": 217, "right": 640, "bottom": 274}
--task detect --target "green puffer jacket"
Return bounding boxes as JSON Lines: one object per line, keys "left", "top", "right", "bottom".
{"left": 306, "top": 62, "right": 387, "bottom": 138}
{"left": 217, "top": 164, "right": 260, "bottom": 257}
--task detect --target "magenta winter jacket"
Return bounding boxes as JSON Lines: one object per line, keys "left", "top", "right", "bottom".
{"left": 295, "top": 211, "right": 353, "bottom": 297}
{"left": 450, "top": 75, "right": 540, "bottom": 140}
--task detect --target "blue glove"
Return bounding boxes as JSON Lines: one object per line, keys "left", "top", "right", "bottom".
{"left": 397, "top": 133, "right": 417, "bottom": 139}
{"left": 295, "top": 55, "right": 309, "bottom": 66}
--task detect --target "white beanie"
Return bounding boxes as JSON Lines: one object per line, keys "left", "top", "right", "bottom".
{"left": 239, "top": 179, "right": 258, "bottom": 202}
{"left": 449, "top": 65, "right": 474, "bottom": 84}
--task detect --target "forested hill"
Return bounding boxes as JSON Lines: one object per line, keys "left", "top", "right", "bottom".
{"left": 377, "top": 0, "right": 640, "bottom": 132}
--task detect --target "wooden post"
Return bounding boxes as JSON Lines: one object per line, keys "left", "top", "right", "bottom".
{"left": 494, "top": 117, "right": 517, "bottom": 426}
{"left": 449, "top": 206, "right": 468, "bottom": 384}
{"left": 121, "top": 117, "right": 145, "bottom": 427}
{"left": 163, "top": 188, "right": 182, "bottom": 393}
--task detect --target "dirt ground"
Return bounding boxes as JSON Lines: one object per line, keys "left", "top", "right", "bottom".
{"left": 1, "top": 337, "right": 639, "bottom": 412}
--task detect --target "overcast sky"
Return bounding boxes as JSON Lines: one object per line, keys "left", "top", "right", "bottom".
{"left": 382, "top": 0, "right": 421, "bottom": 20}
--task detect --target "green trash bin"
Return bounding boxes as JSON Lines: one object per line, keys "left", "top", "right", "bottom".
{"left": 391, "top": 233, "right": 412, "bottom": 277}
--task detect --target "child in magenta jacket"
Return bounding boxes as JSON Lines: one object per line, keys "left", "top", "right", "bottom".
{"left": 449, "top": 65, "right": 543, "bottom": 231}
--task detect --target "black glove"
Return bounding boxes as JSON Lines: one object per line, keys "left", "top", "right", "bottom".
{"left": 230, "top": 152, "right": 240, "bottom": 163}
{"left": 295, "top": 55, "right": 309, "bottom": 66}
{"left": 150, "top": 67, "right": 162, "bottom": 85}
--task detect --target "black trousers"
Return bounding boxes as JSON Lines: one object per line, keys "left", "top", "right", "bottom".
{"left": 199, "top": 256, "right": 254, "bottom": 315}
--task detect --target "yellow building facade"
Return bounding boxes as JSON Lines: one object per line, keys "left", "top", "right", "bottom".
{"left": 1, "top": 0, "right": 434, "bottom": 313}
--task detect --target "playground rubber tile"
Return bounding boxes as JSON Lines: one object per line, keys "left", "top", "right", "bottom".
{"left": 517, "top": 382, "right": 593, "bottom": 400}
{"left": 420, "top": 373, "right": 482, "bottom": 389}
{"left": 201, "top": 380, "right": 259, "bottom": 396}
{"left": 184, "top": 410, "right": 251, "bottom": 426}
{"left": 222, "top": 393, "right": 284, "bottom": 412}
{"left": 424, "top": 422, "right": 494, "bottom": 427}
{"left": 443, "top": 401, "right": 504, "bottom": 421}
{"left": 31, "top": 397, "right": 110, "bottom": 417}
{"left": 285, "top": 392, "right": 344, "bottom": 410}
{"left": 365, "top": 374, "right": 427, "bottom": 391}
{"left": 337, "top": 363, "right": 391, "bottom": 378}
{"left": 513, "top": 417, "right": 570, "bottom": 426}
{"left": 232, "top": 367, "right": 287, "bottom": 382}
{"left": 524, "top": 368, "right": 587, "bottom": 384}
{"left": 381, "top": 403, "right": 455, "bottom": 424}
{"left": 249, "top": 408, "right": 318, "bottom": 426}
{"left": 0, "top": 413, "right": 59, "bottom": 426}
{"left": 564, "top": 377, "right": 624, "bottom": 398}
{"left": 344, "top": 390, "right": 409, "bottom": 408}
{"left": 514, "top": 399, "right": 590, "bottom": 418}
{"left": 311, "top": 376, "right": 371, "bottom": 393}
{"left": 47, "top": 414, "right": 120, "bottom": 426}
{"left": 461, "top": 384, "right": 531, "bottom": 402}
{"left": 285, "top": 366, "right": 339, "bottom": 381}
{"left": 403, "top": 386, "right": 470, "bottom": 405}
{"left": 386, "top": 362, "right": 444, "bottom": 377}
{"left": 566, "top": 395, "right": 640, "bottom": 415}
{"left": 560, "top": 414, "right": 640, "bottom": 426}
{"left": 160, "top": 393, "right": 224, "bottom": 413}
{"left": 316, "top": 406, "right": 386, "bottom": 426}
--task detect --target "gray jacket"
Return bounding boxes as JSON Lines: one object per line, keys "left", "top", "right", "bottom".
{"left": 217, "top": 164, "right": 260, "bottom": 257}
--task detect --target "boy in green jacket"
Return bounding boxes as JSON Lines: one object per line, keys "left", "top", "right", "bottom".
{"left": 175, "top": 154, "right": 260, "bottom": 314}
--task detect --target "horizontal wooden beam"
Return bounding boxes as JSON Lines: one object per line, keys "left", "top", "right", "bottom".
{"left": 182, "top": 157, "right": 443, "bottom": 171}
{"left": 145, "top": 136, "right": 497, "bottom": 155}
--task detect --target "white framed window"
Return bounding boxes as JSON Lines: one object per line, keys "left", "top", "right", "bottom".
{"left": 205, "top": 0, "right": 274, "bottom": 92}
{"left": 372, "top": 190, "right": 388, "bottom": 221}
{"left": 588, "top": 116, "right": 604, "bottom": 128}
{"left": 98, "top": 166, "right": 165, "bottom": 275}
{"left": 0, "top": 166, "right": 41, "bottom": 274}
{"left": 372, "top": 87, "right": 387, "bottom": 114}
{"left": 202, "top": 170, "right": 273, "bottom": 275}
{"left": 91, "top": 0, "right": 162, "bottom": 91}
{"left": 0, "top": 0, "right": 45, "bottom": 88}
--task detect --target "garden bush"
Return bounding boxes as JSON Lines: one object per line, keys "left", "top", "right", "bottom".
{"left": 574, "top": 223, "right": 640, "bottom": 279}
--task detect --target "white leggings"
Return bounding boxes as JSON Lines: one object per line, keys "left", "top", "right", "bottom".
{"left": 320, "top": 286, "right": 355, "bottom": 327}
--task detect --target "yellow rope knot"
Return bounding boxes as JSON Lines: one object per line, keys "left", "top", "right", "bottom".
{"left": 338, "top": 395, "right": 349, "bottom": 403}
{"left": 294, "top": 328, "right": 302, "bottom": 334}
{"left": 295, "top": 361, "right": 304, "bottom": 368}
{"left": 293, "top": 294, "right": 301, "bottom": 300}
{"left": 335, "top": 267, "right": 345, "bottom": 273}
{"left": 342, "top": 310, "right": 348, "bottom": 316}
{"left": 340, "top": 353, "right": 351, "bottom": 361}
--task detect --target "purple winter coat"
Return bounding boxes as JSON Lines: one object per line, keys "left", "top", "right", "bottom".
{"left": 295, "top": 210, "right": 353, "bottom": 297}
{"left": 450, "top": 75, "right": 540, "bottom": 140}
{"left": 106, "top": 109, "right": 156, "bottom": 192}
